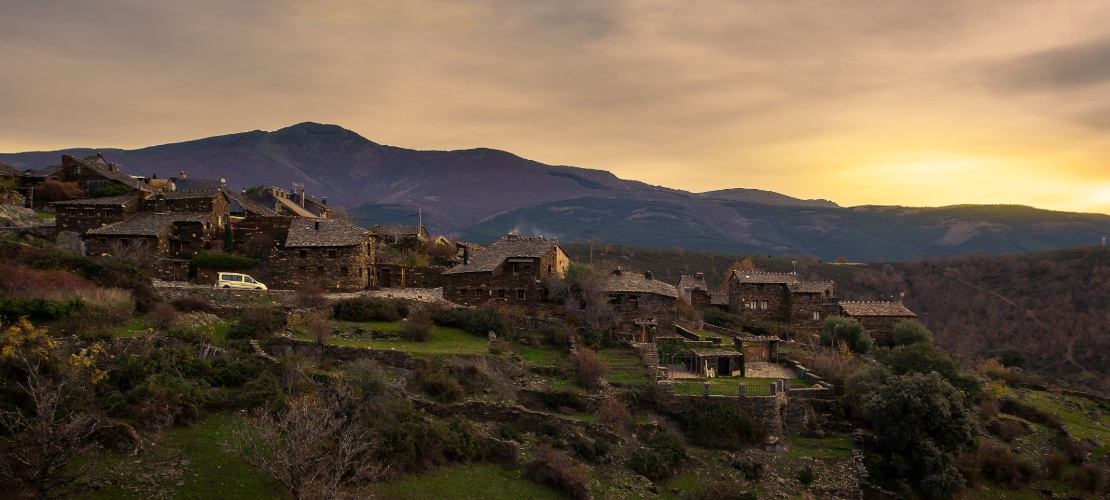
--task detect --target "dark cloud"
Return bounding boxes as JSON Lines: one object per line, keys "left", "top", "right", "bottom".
{"left": 991, "top": 36, "right": 1110, "bottom": 92}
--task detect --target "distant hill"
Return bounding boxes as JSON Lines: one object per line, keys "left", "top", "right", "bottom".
{"left": 4, "top": 122, "right": 1109, "bottom": 261}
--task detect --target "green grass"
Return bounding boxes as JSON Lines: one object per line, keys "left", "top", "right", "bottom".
{"left": 599, "top": 348, "right": 652, "bottom": 387}
{"left": 785, "top": 435, "right": 854, "bottom": 459}
{"left": 370, "top": 463, "right": 564, "bottom": 499}
{"left": 313, "top": 325, "right": 490, "bottom": 356}
{"left": 106, "top": 318, "right": 152, "bottom": 338}
{"left": 673, "top": 377, "right": 780, "bottom": 396}
{"left": 92, "top": 413, "right": 286, "bottom": 499}
{"left": 1017, "top": 389, "right": 1109, "bottom": 444}
{"left": 514, "top": 343, "right": 565, "bottom": 368}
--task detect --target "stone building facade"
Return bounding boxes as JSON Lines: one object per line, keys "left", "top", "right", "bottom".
{"left": 441, "top": 235, "right": 569, "bottom": 308}
{"left": 260, "top": 218, "right": 374, "bottom": 292}
{"left": 604, "top": 268, "right": 679, "bottom": 341}
{"left": 53, "top": 194, "right": 141, "bottom": 234}
{"left": 727, "top": 272, "right": 840, "bottom": 333}
{"left": 677, "top": 273, "right": 712, "bottom": 309}
{"left": 85, "top": 211, "right": 220, "bottom": 280}
{"left": 838, "top": 301, "right": 916, "bottom": 346}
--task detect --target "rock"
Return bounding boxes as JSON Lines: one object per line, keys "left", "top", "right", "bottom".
{"left": 95, "top": 421, "right": 142, "bottom": 455}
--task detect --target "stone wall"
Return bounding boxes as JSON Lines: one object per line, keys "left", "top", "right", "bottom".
{"left": 844, "top": 314, "right": 911, "bottom": 346}
{"left": 442, "top": 246, "right": 566, "bottom": 308}
{"left": 262, "top": 242, "right": 373, "bottom": 292}
{"left": 266, "top": 336, "right": 416, "bottom": 369}
{"left": 729, "top": 282, "right": 791, "bottom": 323}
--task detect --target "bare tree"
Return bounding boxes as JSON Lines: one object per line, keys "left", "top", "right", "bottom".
{"left": 0, "top": 356, "right": 106, "bottom": 499}
{"left": 227, "top": 394, "right": 384, "bottom": 499}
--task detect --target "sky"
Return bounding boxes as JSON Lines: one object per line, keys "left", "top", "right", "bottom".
{"left": 3, "top": 0, "right": 1110, "bottom": 214}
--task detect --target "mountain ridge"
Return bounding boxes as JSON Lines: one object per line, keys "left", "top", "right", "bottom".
{"left": 3, "top": 122, "right": 1108, "bottom": 261}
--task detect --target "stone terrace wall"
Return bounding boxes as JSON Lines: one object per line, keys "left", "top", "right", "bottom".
{"left": 266, "top": 336, "right": 416, "bottom": 369}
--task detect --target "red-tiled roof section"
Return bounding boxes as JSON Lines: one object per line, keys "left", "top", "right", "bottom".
{"left": 284, "top": 218, "right": 371, "bottom": 247}
{"left": 443, "top": 235, "right": 559, "bottom": 274}
{"left": 788, "top": 281, "right": 835, "bottom": 294}
{"left": 839, "top": 301, "right": 916, "bottom": 317}
{"left": 731, "top": 271, "right": 799, "bottom": 284}
{"left": 604, "top": 270, "right": 678, "bottom": 298}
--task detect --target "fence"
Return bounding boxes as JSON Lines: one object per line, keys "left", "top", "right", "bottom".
{"left": 670, "top": 378, "right": 791, "bottom": 397}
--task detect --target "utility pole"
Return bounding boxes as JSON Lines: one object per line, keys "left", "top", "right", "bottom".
{"left": 589, "top": 229, "right": 595, "bottom": 265}
{"left": 418, "top": 208, "right": 422, "bottom": 229}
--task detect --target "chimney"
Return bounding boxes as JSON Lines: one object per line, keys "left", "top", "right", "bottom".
{"left": 152, "top": 172, "right": 157, "bottom": 180}
{"left": 695, "top": 272, "right": 704, "bottom": 280}
{"left": 96, "top": 152, "right": 103, "bottom": 160}
{"left": 644, "top": 271, "right": 653, "bottom": 280}
{"left": 314, "top": 221, "right": 320, "bottom": 231}
{"left": 108, "top": 163, "right": 118, "bottom": 173}
{"left": 463, "top": 246, "right": 470, "bottom": 265}
{"left": 179, "top": 170, "right": 187, "bottom": 179}
{"left": 613, "top": 267, "right": 622, "bottom": 276}
{"left": 322, "top": 197, "right": 327, "bottom": 205}
{"left": 154, "top": 193, "right": 166, "bottom": 213}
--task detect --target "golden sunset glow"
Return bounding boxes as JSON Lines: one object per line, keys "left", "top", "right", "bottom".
{"left": 3, "top": 1, "right": 1110, "bottom": 214}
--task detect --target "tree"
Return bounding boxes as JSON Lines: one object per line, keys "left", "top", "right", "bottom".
{"left": 861, "top": 372, "right": 977, "bottom": 498}
{"left": 228, "top": 393, "right": 384, "bottom": 500}
{"left": 34, "top": 180, "right": 82, "bottom": 203}
{"left": 891, "top": 319, "right": 932, "bottom": 346}
{"left": 821, "top": 316, "right": 872, "bottom": 354}
{"left": 93, "top": 184, "right": 131, "bottom": 198}
{"left": 876, "top": 343, "right": 981, "bottom": 403}
{"left": 0, "top": 319, "right": 107, "bottom": 499}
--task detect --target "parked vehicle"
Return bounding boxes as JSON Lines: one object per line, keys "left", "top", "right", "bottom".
{"left": 215, "top": 272, "right": 267, "bottom": 290}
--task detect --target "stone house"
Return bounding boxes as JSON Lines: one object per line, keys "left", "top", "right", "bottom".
{"left": 33, "top": 154, "right": 154, "bottom": 201}
{"left": 604, "top": 269, "right": 678, "bottom": 341}
{"left": 85, "top": 211, "right": 222, "bottom": 281}
{"left": 677, "top": 273, "right": 712, "bottom": 309}
{"left": 243, "top": 186, "right": 338, "bottom": 220}
{"left": 690, "top": 349, "right": 745, "bottom": 378}
{"left": 261, "top": 218, "right": 375, "bottom": 292}
{"left": 374, "top": 225, "right": 430, "bottom": 248}
{"left": 441, "top": 235, "right": 569, "bottom": 308}
{"left": 727, "top": 271, "right": 840, "bottom": 333}
{"left": 52, "top": 194, "right": 142, "bottom": 234}
{"left": 838, "top": 301, "right": 916, "bottom": 346}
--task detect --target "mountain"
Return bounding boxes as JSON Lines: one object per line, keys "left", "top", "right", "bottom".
{"left": 4, "top": 122, "right": 1109, "bottom": 261}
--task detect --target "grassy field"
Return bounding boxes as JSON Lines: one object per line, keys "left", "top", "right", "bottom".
{"left": 599, "top": 348, "right": 653, "bottom": 387}
{"left": 92, "top": 413, "right": 286, "bottom": 499}
{"left": 369, "top": 463, "right": 564, "bottom": 499}
{"left": 673, "top": 377, "right": 782, "bottom": 396}
{"left": 308, "top": 323, "right": 490, "bottom": 356}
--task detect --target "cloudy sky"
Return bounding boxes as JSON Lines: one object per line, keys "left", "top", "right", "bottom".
{"left": 3, "top": 0, "right": 1110, "bottom": 214}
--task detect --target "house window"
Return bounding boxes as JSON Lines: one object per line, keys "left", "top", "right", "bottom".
{"left": 299, "top": 249, "right": 307, "bottom": 258}
{"left": 328, "top": 249, "right": 337, "bottom": 259}
{"left": 517, "top": 289, "right": 526, "bottom": 299}
{"left": 628, "top": 297, "right": 639, "bottom": 310}
{"left": 812, "top": 311, "right": 821, "bottom": 321}
{"left": 317, "top": 266, "right": 324, "bottom": 276}
{"left": 340, "top": 267, "right": 348, "bottom": 277}
{"left": 85, "top": 208, "right": 93, "bottom": 217}
{"left": 496, "top": 289, "right": 507, "bottom": 298}
{"left": 120, "top": 239, "right": 129, "bottom": 248}
{"left": 459, "top": 288, "right": 468, "bottom": 296}
{"left": 477, "top": 289, "right": 486, "bottom": 297}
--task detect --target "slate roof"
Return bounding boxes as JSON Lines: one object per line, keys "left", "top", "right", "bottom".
{"left": 164, "top": 189, "right": 221, "bottom": 200}
{"left": 284, "top": 218, "right": 371, "bottom": 247}
{"left": 174, "top": 179, "right": 223, "bottom": 191}
{"left": 87, "top": 212, "right": 210, "bottom": 237}
{"left": 788, "top": 281, "right": 835, "bottom": 294}
{"left": 443, "top": 235, "right": 560, "bottom": 274}
{"left": 274, "top": 196, "right": 318, "bottom": 218}
{"left": 731, "top": 271, "right": 799, "bottom": 284}
{"left": 604, "top": 270, "right": 678, "bottom": 298}
{"left": 691, "top": 349, "right": 743, "bottom": 357}
{"left": 678, "top": 274, "right": 709, "bottom": 292}
{"left": 710, "top": 293, "right": 729, "bottom": 306}
{"left": 66, "top": 155, "right": 154, "bottom": 193}
{"left": 52, "top": 194, "right": 139, "bottom": 207}
{"left": 839, "top": 301, "right": 916, "bottom": 317}
{"left": 221, "top": 188, "right": 278, "bottom": 217}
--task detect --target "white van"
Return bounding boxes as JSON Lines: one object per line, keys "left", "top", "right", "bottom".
{"left": 215, "top": 272, "right": 267, "bottom": 290}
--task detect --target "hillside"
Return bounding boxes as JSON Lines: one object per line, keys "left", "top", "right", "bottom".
{"left": 5, "top": 122, "right": 1110, "bottom": 261}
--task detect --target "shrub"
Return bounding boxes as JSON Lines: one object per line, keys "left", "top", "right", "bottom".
{"left": 686, "top": 480, "right": 757, "bottom": 500}
{"left": 569, "top": 436, "right": 611, "bottom": 465}
{"left": 732, "top": 459, "right": 764, "bottom": 480}
{"left": 978, "top": 440, "right": 1037, "bottom": 488}
{"left": 293, "top": 285, "right": 329, "bottom": 309}
{"left": 35, "top": 179, "right": 81, "bottom": 202}
{"left": 171, "top": 294, "right": 214, "bottom": 312}
{"left": 94, "top": 184, "right": 131, "bottom": 197}
{"left": 499, "top": 423, "right": 523, "bottom": 442}
{"left": 1043, "top": 452, "right": 1068, "bottom": 480}
{"left": 429, "top": 305, "right": 508, "bottom": 337}
{"left": 820, "top": 316, "right": 871, "bottom": 354}
{"left": 681, "top": 400, "right": 765, "bottom": 450}
{"left": 416, "top": 364, "right": 466, "bottom": 403}
{"left": 148, "top": 302, "right": 178, "bottom": 331}
{"left": 400, "top": 310, "right": 434, "bottom": 342}
{"left": 192, "top": 253, "right": 258, "bottom": 271}
{"left": 227, "top": 306, "right": 285, "bottom": 340}
{"left": 130, "top": 373, "right": 211, "bottom": 429}
{"left": 598, "top": 398, "right": 632, "bottom": 435}
{"left": 524, "top": 444, "right": 591, "bottom": 500}
{"left": 627, "top": 430, "right": 686, "bottom": 480}
{"left": 999, "top": 398, "right": 1064, "bottom": 430}
{"left": 333, "top": 297, "right": 404, "bottom": 322}
{"left": 891, "top": 319, "right": 932, "bottom": 346}
{"left": 306, "top": 318, "right": 333, "bottom": 345}
{"left": 0, "top": 297, "right": 85, "bottom": 322}
{"left": 1071, "top": 463, "right": 1109, "bottom": 494}
{"left": 163, "top": 325, "right": 215, "bottom": 345}
{"left": 797, "top": 466, "right": 816, "bottom": 486}
{"left": 345, "top": 358, "right": 389, "bottom": 400}
{"left": 572, "top": 348, "right": 607, "bottom": 390}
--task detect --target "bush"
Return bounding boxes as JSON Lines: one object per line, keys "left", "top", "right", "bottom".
{"left": 598, "top": 398, "right": 632, "bottom": 435}
{"left": 192, "top": 253, "right": 258, "bottom": 271}
{"left": 732, "top": 459, "right": 763, "bottom": 480}
{"left": 148, "top": 302, "right": 178, "bottom": 331}
{"left": 130, "top": 373, "right": 211, "bottom": 429}
{"left": 998, "top": 398, "right": 1064, "bottom": 430}
{"left": 797, "top": 466, "right": 816, "bottom": 486}
{"left": 163, "top": 325, "right": 215, "bottom": 345}
{"left": 416, "top": 364, "right": 466, "bottom": 403}
{"left": 685, "top": 480, "right": 757, "bottom": 500}
{"left": 891, "top": 319, "right": 932, "bottom": 346}
{"left": 94, "top": 184, "right": 131, "bottom": 197}
{"left": 400, "top": 310, "right": 434, "bottom": 342}
{"left": 171, "top": 294, "right": 214, "bottom": 312}
{"left": 292, "top": 285, "right": 329, "bottom": 309}
{"left": 978, "top": 440, "right": 1037, "bottom": 488}
{"left": 306, "top": 318, "right": 333, "bottom": 345}
{"left": 227, "top": 306, "right": 285, "bottom": 340}
{"left": 524, "top": 444, "right": 591, "bottom": 500}
{"left": 428, "top": 305, "right": 508, "bottom": 337}
{"left": 681, "top": 400, "right": 765, "bottom": 450}
{"left": 820, "top": 316, "right": 871, "bottom": 354}
{"left": 333, "top": 297, "right": 405, "bottom": 322}
{"left": 345, "top": 358, "right": 389, "bottom": 400}
{"left": 572, "top": 348, "right": 607, "bottom": 390}
{"left": 0, "top": 297, "right": 85, "bottom": 322}
{"left": 627, "top": 430, "right": 686, "bottom": 480}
